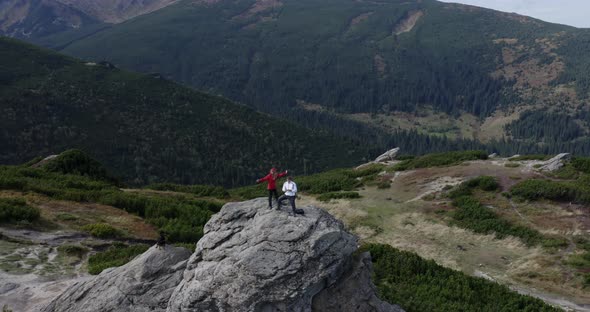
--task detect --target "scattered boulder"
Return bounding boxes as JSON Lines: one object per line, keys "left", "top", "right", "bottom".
{"left": 43, "top": 245, "right": 192, "bottom": 312}
{"left": 488, "top": 153, "right": 497, "bottom": 159}
{"left": 374, "top": 148, "right": 400, "bottom": 163}
{"left": 537, "top": 153, "right": 571, "bottom": 172}
{"left": 98, "top": 61, "right": 117, "bottom": 69}
{"left": 30, "top": 155, "right": 58, "bottom": 168}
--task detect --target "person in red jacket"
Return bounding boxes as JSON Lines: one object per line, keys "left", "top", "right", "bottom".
{"left": 256, "top": 168, "right": 288, "bottom": 209}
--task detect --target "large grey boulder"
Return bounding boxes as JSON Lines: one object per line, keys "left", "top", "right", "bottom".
{"left": 44, "top": 198, "right": 401, "bottom": 312}
{"left": 538, "top": 153, "right": 571, "bottom": 172}
{"left": 167, "top": 198, "right": 400, "bottom": 312}
{"left": 374, "top": 148, "right": 400, "bottom": 163}
{"left": 43, "top": 245, "right": 192, "bottom": 312}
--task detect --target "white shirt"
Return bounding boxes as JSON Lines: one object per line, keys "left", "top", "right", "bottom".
{"left": 282, "top": 181, "right": 297, "bottom": 196}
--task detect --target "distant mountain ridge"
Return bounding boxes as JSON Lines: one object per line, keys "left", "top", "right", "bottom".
{"left": 55, "top": 0, "right": 179, "bottom": 23}
{"left": 38, "top": 0, "right": 590, "bottom": 150}
{"left": 0, "top": 0, "right": 101, "bottom": 39}
{"left": 0, "top": 0, "right": 178, "bottom": 41}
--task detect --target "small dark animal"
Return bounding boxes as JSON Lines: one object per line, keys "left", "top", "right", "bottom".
{"left": 156, "top": 232, "right": 166, "bottom": 250}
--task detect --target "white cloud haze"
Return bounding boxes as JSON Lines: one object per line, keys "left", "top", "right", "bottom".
{"left": 438, "top": 0, "right": 590, "bottom": 28}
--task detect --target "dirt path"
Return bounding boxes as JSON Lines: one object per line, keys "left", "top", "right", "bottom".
{"left": 512, "top": 285, "right": 590, "bottom": 312}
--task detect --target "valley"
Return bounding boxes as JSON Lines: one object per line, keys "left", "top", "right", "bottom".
{"left": 2, "top": 150, "right": 589, "bottom": 311}
{"left": 2, "top": 0, "right": 590, "bottom": 311}
{"left": 33, "top": 0, "right": 590, "bottom": 151}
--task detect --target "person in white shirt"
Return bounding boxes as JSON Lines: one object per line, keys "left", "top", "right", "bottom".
{"left": 278, "top": 176, "right": 303, "bottom": 215}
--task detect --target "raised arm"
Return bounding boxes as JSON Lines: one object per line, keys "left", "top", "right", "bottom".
{"left": 256, "top": 174, "right": 271, "bottom": 183}
{"left": 277, "top": 170, "right": 288, "bottom": 178}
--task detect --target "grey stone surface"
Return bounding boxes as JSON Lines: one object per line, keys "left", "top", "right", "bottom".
{"left": 0, "top": 282, "right": 19, "bottom": 295}
{"left": 538, "top": 153, "right": 571, "bottom": 172}
{"left": 167, "top": 198, "right": 360, "bottom": 312}
{"left": 374, "top": 148, "right": 400, "bottom": 163}
{"left": 44, "top": 198, "right": 402, "bottom": 312}
{"left": 312, "top": 252, "right": 403, "bottom": 312}
{"left": 43, "top": 245, "right": 192, "bottom": 312}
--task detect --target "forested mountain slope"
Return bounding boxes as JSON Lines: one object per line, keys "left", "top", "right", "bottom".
{"left": 0, "top": 0, "right": 102, "bottom": 40}
{"left": 52, "top": 0, "right": 590, "bottom": 149}
{"left": 0, "top": 0, "right": 178, "bottom": 45}
{"left": 55, "top": 0, "right": 179, "bottom": 23}
{"left": 0, "top": 37, "right": 370, "bottom": 186}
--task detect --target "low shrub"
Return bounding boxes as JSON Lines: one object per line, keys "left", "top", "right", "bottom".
{"left": 575, "top": 237, "right": 590, "bottom": 251}
{"left": 572, "top": 157, "right": 590, "bottom": 174}
{"left": 82, "top": 223, "right": 122, "bottom": 239}
{"left": 87, "top": 243, "right": 149, "bottom": 275}
{"left": 361, "top": 244, "right": 559, "bottom": 312}
{"left": 451, "top": 196, "right": 543, "bottom": 246}
{"left": 392, "top": 150, "right": 488, "bottom": 171}
{"left": 317, "top": 191, "right": 361, "bottom": 202}
{"left": 55, "top": 213, "right": 78, "bottom": 221}
{"left": 466, "top": 176, "right": 499, "bottom": 192}
{"left": 396, "top": 155, "right": 416, "bottom": 161}
{"left": 541, "top": 236, "right": 569, "bottom": 249}
{"left": 0, "top": 198, "right": 40, "bottom": 223}
{"left": 448, "top": 176, "right": 499, "bottom": 199}
{"left": 43, "top": 149, "right": 118, "bottom": 184}
{"left": 509, "top": 155, "right": 552, "bottom": 162}
{"left": 0, "top": 162, "right": 217, "bottom": 244}
{"left": 297, "top": 169, "right": 362, "bottom": 194}
{"left": 551, "top": 164, "right": 579, "bottom": 180}
{"left": 57, "top": 244, "right": 89, "bottom": 257}
{"left": 377, "top": 181, "right": 391, "bottom": 189}
{"left": 567, "top": 252, "right": 590, "bottom": 268}
{"left": 145, "top": 183, "right": 229, "bottom": 198}
{"left": 504, "top": 163, "right": 520, "bottom": 168}
{"left": 510, "top": 179, "right": 590, "bottom": 204}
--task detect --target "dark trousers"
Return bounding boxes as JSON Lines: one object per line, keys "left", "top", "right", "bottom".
{"left": 278, "top": 195, "right": 296, "bottom": 211}
{"left": 268, "top": 189, "right": 279, "bottom": 207}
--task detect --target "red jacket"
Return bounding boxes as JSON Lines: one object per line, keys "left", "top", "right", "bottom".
{"left": 257, "top": 171, "right": 287, "bottom": 190}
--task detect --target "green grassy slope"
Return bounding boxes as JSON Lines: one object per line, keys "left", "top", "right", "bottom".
{"left": 0, "top": 36, "right": 370, "bottom": 186}
{"left": 52, "top": 0, "right": 590, "bottom": 148}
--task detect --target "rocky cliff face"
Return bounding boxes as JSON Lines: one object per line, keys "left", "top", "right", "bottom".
{"left": 43, "top": 245, "right": 192, "bottom": 312}
{"left": 43, "top": 198, "right": 401, "bottom": 312}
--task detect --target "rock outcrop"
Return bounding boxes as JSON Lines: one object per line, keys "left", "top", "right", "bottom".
{"left": 537, "top": 153, "right": 571, "bottom": 172}
{"left": 312, "top": 252, "right": 399, "bottom": 312}
{"left": 43, "top": 246, "right": 192, "bottom": 312}
{"left": 44, "top": 198, "right": 401, "bottom": 312}
{"left": 374, "top": 148, "right": 400, "bottom": 163}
